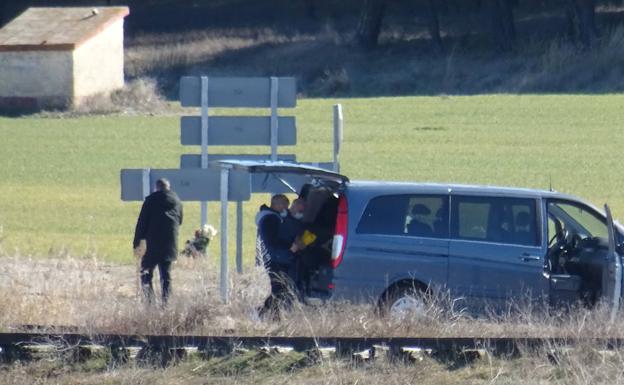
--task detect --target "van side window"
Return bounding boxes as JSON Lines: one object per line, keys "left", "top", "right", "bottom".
{"left": 356, "top": 194, "right": 449, "bottom": 238}
{"left": 548, "top": 201, "right": 608, "bottom": 239}
{"left": 451, "top": 196, "right": 539, "bottom": 246}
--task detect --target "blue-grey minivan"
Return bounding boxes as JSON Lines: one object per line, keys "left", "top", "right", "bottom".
{"left": 228, "top": 161, "right": 622, "bottom": 315}
{"left": 315, "top": 181, "right": 622, "bottom": 314}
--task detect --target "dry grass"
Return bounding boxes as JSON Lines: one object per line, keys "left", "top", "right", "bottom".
{"left": 1, "top": 251, "right": 624, "bottom": 340}
{"left": 3, "top": 252, "right": 624, "bottom": 383}
{"left": 123, "top": 25, "right": 624, "bottom": 98}
{"left": 74, "top": 78, "right": 167, "bottom": 116}
{"left": 3, "top": 339, "right": 624, "bottom": 384}
{"left": 125, "top": 28, "right": 317, "bottom": 78}
{"left": 33, "top": 78, "right": 170, "bottom": 117}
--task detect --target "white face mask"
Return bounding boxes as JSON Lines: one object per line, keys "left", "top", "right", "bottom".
{"left": 293, "top": 212, "right": 304, "bottom": 220}
{"left": 280, "top": 209, "right": 288, "bottom": 218}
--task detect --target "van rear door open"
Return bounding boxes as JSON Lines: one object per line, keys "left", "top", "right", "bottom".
{"left": 219, "top": 160, "right": 348, "bottom": 190}
{"left": 218, "top": 160, "right": 349, "bottom": 299}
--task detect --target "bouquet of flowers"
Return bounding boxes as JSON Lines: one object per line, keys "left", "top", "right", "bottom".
{"left": 182, "top": 224, "right": 218, "bottom": 258}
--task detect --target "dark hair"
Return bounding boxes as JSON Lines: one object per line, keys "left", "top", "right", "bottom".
{"left": 156, "top": 178, "right": 171, "bottom": 191}
{"left": 271, "top": 194, "right": 289, "bottom": 207}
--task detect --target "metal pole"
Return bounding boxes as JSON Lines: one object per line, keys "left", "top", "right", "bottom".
{"left": 200, "top": 76, "right": 209, "bottom": 228}
{"left": 220, "top": 166, "right": 230, "bottom": 304}
{"left": 141, "top": 168, "right": 151, "bottom": 199}
{"left": 270, "top": 77, "right": 279, "bottom": 162}
{"left": 236, "top": 201, "right": 243, "bottom": 274}
{"left": 333, "top": 104, "right": 343, "bottom": 173}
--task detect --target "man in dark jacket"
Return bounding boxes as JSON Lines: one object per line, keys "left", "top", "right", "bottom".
{"left": 255, "top": 194, "right": 294, "bottom": 319}
{"left": 133, "top": 178, "right": 183, "bottom": 305}
{"left": 278, "top": 198, "right": 306, "bottom": 298}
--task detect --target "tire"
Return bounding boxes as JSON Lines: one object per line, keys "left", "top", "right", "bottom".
{"left": 381, "top": 285, "right": 429, "bottom": 319}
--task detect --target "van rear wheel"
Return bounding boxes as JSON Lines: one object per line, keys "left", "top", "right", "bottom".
{"left": 382, "top": 286, "right": 429, "bottom": 318}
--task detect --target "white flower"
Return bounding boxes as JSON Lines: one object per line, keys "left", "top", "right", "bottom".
{"left": 201, "top": 224, "right": 218, "bottom": 239}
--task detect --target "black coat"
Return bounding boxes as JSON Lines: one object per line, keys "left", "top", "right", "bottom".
{"left": 255, "top": 205, "right": 292, "bottom": 267}
{"left": 133, "top": 190, "right": 183, "bottom": 262}
{"left": 278, "top": 213, "right": 304, "bottom": 245}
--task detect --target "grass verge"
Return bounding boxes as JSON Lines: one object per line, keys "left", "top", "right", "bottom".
{"left": 1, "top": 95, "right": 623, "bottom": 263}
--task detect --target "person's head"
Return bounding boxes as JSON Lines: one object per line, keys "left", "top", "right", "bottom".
{"left": 155, "top": 178, "right": 171, "bottom": 192}
{"left": 270, "top": 194, "right": 290, "bottom": 216}
{"left": 289, "top": 198, "right": 305, "bottom": 220}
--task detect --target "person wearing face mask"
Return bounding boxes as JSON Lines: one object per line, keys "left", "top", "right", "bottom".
{"left": 279, "top": 198, "right": 306, "bottom": 247}
{"left": 255, "top": 194, "right": 296, "bottom": 320}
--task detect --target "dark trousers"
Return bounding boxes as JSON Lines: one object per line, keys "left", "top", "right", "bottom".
{"left": 140, "top": 258, "right": 173, "bottom": 305}
{"left": 259, "top": 263, "right": 296, "bottom": 320}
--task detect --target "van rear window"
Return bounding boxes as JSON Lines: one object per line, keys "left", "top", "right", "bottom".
{"left": 356, "top": 194, "right": 449, "bottom": 238}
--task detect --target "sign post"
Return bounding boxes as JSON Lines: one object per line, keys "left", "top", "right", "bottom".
{"left": 200, "top": 76, "right": 209, "bottom": 228}
{"left": 270, "top": 76, "right": 279, "bottom": 161}
{"left": 141, "top": 168, "right": 151, "bottom": 199}
{"left": 122, "top": 76, "right": 345, "bottom": 304}
{"left": 333, "top": 104, "right": 343, "bottom": 173}
{"left": 236, "top": 201, "right": 243, "bottom": 274}
{"left": 220, "top": 166, "right": 230, "bottom": 303}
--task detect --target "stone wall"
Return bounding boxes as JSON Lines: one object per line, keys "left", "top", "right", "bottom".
{"left": 0, "top": 50, "right": 73, "bottom": 110}
{"left": 73, "top": 18, "right": 125, "bottom": 104}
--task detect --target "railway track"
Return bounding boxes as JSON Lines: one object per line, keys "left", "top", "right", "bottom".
{"left": 1, "top": 329, "right": 624, "bottom": 365}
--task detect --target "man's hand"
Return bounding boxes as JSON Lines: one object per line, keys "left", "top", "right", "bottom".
{"left": 133, "top": 239, "right": 146, "bottom": 258}
{"left": 290, "top": 237, "right": 305, "bottom": 253}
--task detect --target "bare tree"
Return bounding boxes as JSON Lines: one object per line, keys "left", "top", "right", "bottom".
{"left": 355, "top": 0, "right": 387, "bottom": 48}
{"left": 567, "top": 0, "right": 597, "bottom": 48}
{"left": 303, "top": 0, "right": 318, "bottom": 20}
{"left": 424, "top": 0, "right": 444, "bottom": 52}
{"left": 483, "top": 0, "right": 517, "bottom": 51}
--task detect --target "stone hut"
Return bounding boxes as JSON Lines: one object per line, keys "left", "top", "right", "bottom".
{"left": 0, "top": 6, "right": 129, "bottom": 111}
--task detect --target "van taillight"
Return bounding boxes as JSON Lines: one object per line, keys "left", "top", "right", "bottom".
{"left": 331, "top": 194, "right": 348, "bottom": 268}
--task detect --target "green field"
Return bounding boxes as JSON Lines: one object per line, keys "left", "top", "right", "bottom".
{"left": 1, "top": 95, "right": 623, "bottom": 263}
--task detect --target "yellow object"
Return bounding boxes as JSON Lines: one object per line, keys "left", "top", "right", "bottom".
{"left": 301, "top": 230, "right": 317, "bottom": 246}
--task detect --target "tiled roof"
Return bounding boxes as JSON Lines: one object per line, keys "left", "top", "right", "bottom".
{"left": 0, "top": 7, "right": 129, "bottom": 52}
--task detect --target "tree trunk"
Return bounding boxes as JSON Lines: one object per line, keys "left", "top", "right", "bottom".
{"left": 355, "top": 0, "right": 387, "bottom": 48}
{"left": 567, "top": 0, "right": 597, "bottom": 48}
{"left": 303, "top": 0, "right": 317, "bottom": 20}
{"left": 425, "top": 0, "right": 444, "bottom": 52}
{"left": 483, "top": 0, "right": 516, "bottom": 52}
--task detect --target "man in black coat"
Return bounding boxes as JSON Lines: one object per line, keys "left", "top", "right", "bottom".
{"left": 133, "top": 178, "right": 183, "bottom": 305}
{"left": 255, "top": 194, "right": 295, "bottom": 319}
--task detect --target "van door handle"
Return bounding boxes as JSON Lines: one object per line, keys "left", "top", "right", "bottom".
{"left": 519, "top": 254, "right": 541, "bottom": 262}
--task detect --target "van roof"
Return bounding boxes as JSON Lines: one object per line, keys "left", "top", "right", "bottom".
{"left": 346, "top": 180, "right": 581, "bottom": 200}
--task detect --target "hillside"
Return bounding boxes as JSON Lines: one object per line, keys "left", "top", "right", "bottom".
{"left": 3, "top": 1, "right": 624, "bottom": 98}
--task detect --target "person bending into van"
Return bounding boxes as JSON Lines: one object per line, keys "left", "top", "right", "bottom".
{"left": 279, "top": 198, "right": 306, "bottom": 246}
{"left": 133, "top": 178, "right": 183, "bottom": 306}
{"left": 279, "top": 198, "right": 306, "bottom": 297}
{"left": 256, "top": 194, "right": 296, "bottom": 319}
